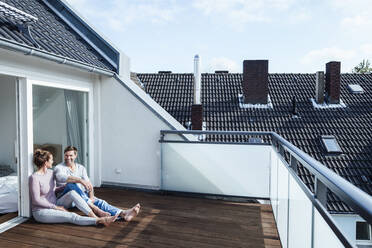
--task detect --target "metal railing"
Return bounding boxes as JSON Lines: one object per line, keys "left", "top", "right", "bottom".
{"left": 160, "top": 130, "right": 372, "bottom": 248}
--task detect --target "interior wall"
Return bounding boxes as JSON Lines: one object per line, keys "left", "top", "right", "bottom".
{"left": 0, "top": 75, "right": 17, "bottom": 171}
{"left": 33, "top": 86, "right": 68, "bottom": 163}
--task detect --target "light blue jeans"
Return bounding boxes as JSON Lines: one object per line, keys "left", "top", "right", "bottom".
{"left": 32, "top": 191, "right": 96, "bottom": 225}
{"left": 61, "top": 183, "right": 122, "bottom": 216}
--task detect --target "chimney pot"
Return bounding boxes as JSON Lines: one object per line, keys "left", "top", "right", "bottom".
{"left": 325, "top": 61, "right": 341, "bottom": 104}
{"left": 242, "top": 60, "right": 269, "bottom": 104}
{"left": 194, "top": 55, "right": 201, "bottom": 105}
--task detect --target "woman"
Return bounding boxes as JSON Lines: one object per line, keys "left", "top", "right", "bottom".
{"left": 30, "top": 149, "right": 117, "bottom": 226}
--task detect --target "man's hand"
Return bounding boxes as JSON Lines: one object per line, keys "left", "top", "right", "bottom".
{"left": 80, "top": 179, "right": 93, "bottom": 192}
{"left": 55, "top": 206, "right": 68, "bottom": 212}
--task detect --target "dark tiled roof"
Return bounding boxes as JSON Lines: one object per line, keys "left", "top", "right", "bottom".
{"left": 0, "top": 0, "right": 114, "bottom": 71}
{"left": 138, "top": 72, "right": 372, "bottom": 213}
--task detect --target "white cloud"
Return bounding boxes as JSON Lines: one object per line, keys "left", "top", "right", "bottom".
{"left": 360, "top": 44, "right": 372, "bottom": 57}
{"left": 300, "top": 47, "right": 356, "bottom": 65}
{"left": 65, "top": 0, "right": 182, "bottom": 31}
{"left": 328, "top": 0, "right": 371, "bottom": 12}
{"left": 300, "top": 45, "right": 372, "bottom": 72}
{"left": 341, "top": 14, "right": 372, "bottom": 31}
{"left": 206, "top": 57, "right": 240, "bottom": 72}
{"left": 65, "top": 0, "right": 87, "bottom": 8}
{"left": 328, "top": 0, "right": 372, "bottom": 31}
{"left": 192, "top": 0, "right": 308, "bottom": 28}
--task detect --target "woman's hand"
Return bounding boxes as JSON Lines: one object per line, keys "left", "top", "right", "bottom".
{"left": 55, "top": 206, "right": 68, "bottom": 212}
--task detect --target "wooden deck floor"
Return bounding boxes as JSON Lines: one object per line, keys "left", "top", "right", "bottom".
{"left": 0, "top": 212, "right": 17, "bottom": 225}
{"left": 0, "top": 187, "right": 281, "bottom": 248}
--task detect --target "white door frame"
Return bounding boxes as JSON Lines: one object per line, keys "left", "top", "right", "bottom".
{"left": 0, "top": 77, "right": 28, "bottom": 233}
{"left": 19, "top": 78, "right": 95, "bottom": 218}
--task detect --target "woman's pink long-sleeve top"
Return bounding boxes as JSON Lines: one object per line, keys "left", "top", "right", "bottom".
{"left": 29, "top": 169, "right": 63, "bottom": 211}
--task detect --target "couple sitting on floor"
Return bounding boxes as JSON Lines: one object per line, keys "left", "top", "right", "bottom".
{"left": 29, "top": 146, "right": 140, "bottom": 226}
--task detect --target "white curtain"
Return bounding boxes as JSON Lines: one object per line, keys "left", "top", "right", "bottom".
{"left": 64, "top": 90, "right": 84, "bottom": 164}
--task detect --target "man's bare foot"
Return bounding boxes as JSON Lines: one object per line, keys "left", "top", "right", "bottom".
{"left": 121, "top": 203, "right": 141, "bottom": 222}
{"left": 91, "top": 205, "right": 110, "bottom": 217}
{"left": 96, "top": 214, "right": 118, "bottom": 227}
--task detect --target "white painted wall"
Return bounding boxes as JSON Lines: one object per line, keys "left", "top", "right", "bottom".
{"left": 333, "top": 214, "right": 372, "bottom": 248}
{"left": 99, "top": 75, "right": 186, "bottom": 189}
{"left": 0, "top": 75, "right": 17, "bottom": 171}
{"left": 119, "top": 51, "right": 130, "bottom": 79}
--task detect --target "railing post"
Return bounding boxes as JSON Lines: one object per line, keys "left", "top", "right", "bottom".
{"left": 279, "top": 144, "right": 284, "bottom": 157}
{"left": 315, "top": 177, "right": 328, "bottom": 207}
{"left": 159, "top": 131, "right": 165, "bottom": 143}
{"left": 289, "top": 155, "right": 298, "bottom": 174}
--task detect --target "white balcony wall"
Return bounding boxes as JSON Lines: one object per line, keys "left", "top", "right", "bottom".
{"left": 276, "top": 155, "right": 289, "bottom": 248}
{"left": 314, "top": 208, "right": 344, "bottom": 247}
{"left": 161, "top": 143, "right": 271, "bottom": 197}
{"left": 99, "top": 76, "right": 185, "bottom": 189}
{"left": 270, "top": 148, "right": 279, "bottom": 219}
{"left": 270, "top": 147, "right": 352, "bottom": 248}
{"left": 287, "top": 176, "right": 313, "bottom": 248}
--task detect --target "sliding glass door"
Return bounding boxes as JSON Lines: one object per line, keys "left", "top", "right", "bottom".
{"left": 32, "top": 85, "right": 89, "bottom": 169}
{"left": 0, "top": 75, "right": 19, "bottom": 223}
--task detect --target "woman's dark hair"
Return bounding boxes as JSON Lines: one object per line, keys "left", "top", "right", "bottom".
{"left": 64, "top": 146, "right": 78, "bottom": 154}
{"left": 33, "top": 149, "right": 52, "bottom": 169}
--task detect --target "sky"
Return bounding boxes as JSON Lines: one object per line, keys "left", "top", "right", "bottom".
{"left": 65, "top": 0, "right": 372, "bottom": 73}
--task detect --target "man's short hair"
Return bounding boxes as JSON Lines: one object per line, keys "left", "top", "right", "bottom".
{"left": 64, "top": 146, "right": 78, "bottom": 154}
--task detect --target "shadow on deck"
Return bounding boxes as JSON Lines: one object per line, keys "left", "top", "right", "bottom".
{"left": 0, "top": 187, "right": 281, "bottom": 248}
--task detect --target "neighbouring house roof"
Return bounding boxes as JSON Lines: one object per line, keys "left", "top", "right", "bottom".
{"left": 0, "top": 0, "right": 115, "bottom": 71}
{"left": 137, "top": 72, "right": 372, "bottom": 213}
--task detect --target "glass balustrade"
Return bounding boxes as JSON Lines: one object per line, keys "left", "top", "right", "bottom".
{"left": 160, "top": 130, "right": 368, "bottom": 248}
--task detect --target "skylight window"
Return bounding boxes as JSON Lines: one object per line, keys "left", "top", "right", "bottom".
{"left": 321, "top": 135, "right": 342, "bottom": 153}
{"left": 348, "top": 84, "right": 364, "bottom": 94}
{"left": 248, "top": 137, "right": 263, "bottom": 144}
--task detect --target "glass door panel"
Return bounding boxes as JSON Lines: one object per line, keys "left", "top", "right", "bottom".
{"left": 32, "top": 85, "right": 89, "bottom": 169}
{"left": 0, "top": 75, "right": 19, "bottom": 223}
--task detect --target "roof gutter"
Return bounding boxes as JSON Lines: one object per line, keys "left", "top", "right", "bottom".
{"left": 0, "top": 37, "right": 115, "bottom": 77}
{"left": 0, "top": 37, "right": 188, "bottom": 137}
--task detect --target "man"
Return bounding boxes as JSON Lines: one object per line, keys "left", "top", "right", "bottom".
{"left": 54, "top": 146, "right": 140, "bottom": 221}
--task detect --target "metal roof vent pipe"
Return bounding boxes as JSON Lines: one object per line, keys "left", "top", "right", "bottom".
{"left": 191, "top": 54, "right": 203, "bottom": 130}
{"left": 316, "top": 71, "right": 325, "bottom": 104}
{"left": 325, "top": 61, "right": 341, "bottom": 104}
{"left": 242, "top": 60, "right": 269, "bottom": 104}
{"left": 291, "top": 96, "right": 300, "bottom": 119}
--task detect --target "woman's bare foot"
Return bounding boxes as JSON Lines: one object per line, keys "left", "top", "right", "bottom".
{"left": 121, "top": 203, "right": 141, "bottom": 222}
{"left": 97, "top": 214, "right": 119, "bottom": 227}
{"left": 91, "top": 204, "right": 110, "bottom": 217}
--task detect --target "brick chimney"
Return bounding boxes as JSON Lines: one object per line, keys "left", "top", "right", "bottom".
{"left": 315, "top": 71, "right": 325, "bottom": 104}
{"left": 325, "top": 61, "right": 341, "bottom": 104}
{"left": 191, "top": 104, "right": 203, "bottom": 130}
{"left": 242, "top": 60, "right": 268, "bottom": 104}
{"left": 191, "top": 55, "right": 202, "bottom": 130}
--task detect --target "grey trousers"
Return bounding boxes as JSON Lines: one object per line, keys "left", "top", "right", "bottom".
{"left": 57, "top": 190, "right": 91, "bottom": 215}
{"left": 32, "top": 191, "right": 96, "bottom": 226}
